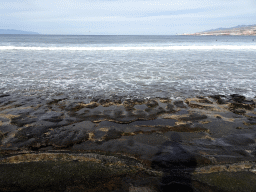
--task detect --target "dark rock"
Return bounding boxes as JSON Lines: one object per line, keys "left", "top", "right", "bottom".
{"left": 179, "top": 114, "right": 207, "bottom": 121}
{"left": 186, "top": 102, "right": 214, "bottom": 110}
{"left": 222, "top": 134, "right": 256, "bottom": 146}
{"left": 131, "top": 119, "right": 176, "bottom": 127}
{"left": 91, "top": 97, "right": 100, "bottom": 102}
{"left": 113, "top": 110, "right": 124, "bottom": 118}
{"left": 94, "top": 131, "right": 106, "bottom": 140}
{"left": 197, "top": 98, "right": 213, "bottom": 104}
{"left": 173, "top": 101, "right": 187, "bottom": 108}
{"left": 210, "top": 95, "right": 227, "bottom": 104}
{"left": 169, "top": 125, "right": 209, "bottom": 133}
{"left": 132, "top": 98, "right": 145, "bottom": 105}
{"left": 98, "top": 99, "right": 108, "bottom": 105}
{"left": 230, "top": 94, "right": 246, "bottom": 103}
{"left": 232, "top": 109, "right": 246, "bottom": 115}
{"left": 14, "top": 126, "right": 49, "bottom": 143}
{"left": 113, "top": 98, "right": 122, "bottom": 104}
{"left": 166, "top": 104, "right": 175, "bottom": 112}
{"left": 151, "top": 133, "right": 197, "bottom": 192}
{"left": 46, "top": 99, "right": 63, "bottom": 105}
{"left": 229, "top": 101, "right": 255, "bottom": 110}
{"left": 39, "top": 111, "right": 63, "bottom": 123}
{"left": 66, "top": 103, "right": 85, "bottom": 113}
{"left": 10, "top": 113, "right": 37, "bottom": 127}
{"left": 0, "top": 94, "right": 10, "bottom": 98}
{"left": 246, "top": 118, "right": 256, "bottom": 125}
{"left": 146, "top": 100, "right": 158, "bottom": 108}
{"left": 85, "top": 102, "right": 99, "bottom": 109}
{"left": 132, "top": 109, "right": 147, "bottom": 119}
{"left": 47, "top": 129, "right": 89, "bottom": 148}
{"left": 123, "top": 100, "right": 135, "bottom": 110}
{"left": 103, "top": 129, "right": 123, "bottom": 141}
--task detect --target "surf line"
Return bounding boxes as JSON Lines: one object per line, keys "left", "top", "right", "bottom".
{"left": 0, "top": 45, "right": 256, "bottom": 51}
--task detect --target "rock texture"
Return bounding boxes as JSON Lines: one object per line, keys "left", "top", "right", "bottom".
{"left": 0, "top": 93, "right": 256, "bottom": 191}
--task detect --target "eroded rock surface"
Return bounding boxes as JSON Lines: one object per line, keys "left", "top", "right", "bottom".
{"left": 1, "top": 94, "right": 256, "bottom": 191}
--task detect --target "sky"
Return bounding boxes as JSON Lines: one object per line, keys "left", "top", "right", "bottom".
{"left": 0, "top": 0, "right": 256, "bottom": 35}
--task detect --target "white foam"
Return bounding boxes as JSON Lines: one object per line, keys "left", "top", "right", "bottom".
{"left": 0, "top": 45, "right": 256, "bottom": 51}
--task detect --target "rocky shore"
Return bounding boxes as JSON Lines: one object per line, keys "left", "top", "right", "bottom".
{"left": 1, "top": 93, "right": 256, "bottom": 191}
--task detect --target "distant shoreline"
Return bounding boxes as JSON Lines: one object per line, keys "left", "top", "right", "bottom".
{"left": 0, "top": 29, "right": 39, "bottom": 35}
{"left": 183, "top": 24, "right": 256, "bottom": 36}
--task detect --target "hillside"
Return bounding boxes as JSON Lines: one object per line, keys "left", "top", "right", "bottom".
{"left": 0, "top": 29, "right": 39, "bottom": 34}
{"left": 187, "top": 25, "right": 256, "bottom": 36}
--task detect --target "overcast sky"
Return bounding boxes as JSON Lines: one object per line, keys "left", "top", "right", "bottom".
{"left": 1, "top": 0, "right": 255, "bottom": 35}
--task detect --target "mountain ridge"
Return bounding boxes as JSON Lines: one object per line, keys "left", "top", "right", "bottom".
{"left": 186, "top": 24, "right": 256, "bottom": 36}
{"left": 0, "top": 29, "right": 39, "bottom": 34}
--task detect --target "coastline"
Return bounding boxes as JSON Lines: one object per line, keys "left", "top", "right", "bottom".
{"left": 1, "top": 93, "right": 256, "bottom": 191}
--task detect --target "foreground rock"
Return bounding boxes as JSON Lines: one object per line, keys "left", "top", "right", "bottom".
{"left": 0, "top": 94, "right": 256, "bottom": 191}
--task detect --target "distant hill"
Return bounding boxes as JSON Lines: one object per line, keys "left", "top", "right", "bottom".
{"left": 186, "top": 25, "right": 256, "bottom": 36}
{"left": 0, "top": 29, "right": 39, "bottom": 34}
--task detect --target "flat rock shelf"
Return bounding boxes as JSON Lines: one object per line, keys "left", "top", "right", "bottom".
{"left": 1, "top": 93, "right": 256, "bottom": 192}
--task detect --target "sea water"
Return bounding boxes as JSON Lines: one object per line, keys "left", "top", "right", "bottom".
{"left": 0, "top": 35, "right": 255, "bottom": 99}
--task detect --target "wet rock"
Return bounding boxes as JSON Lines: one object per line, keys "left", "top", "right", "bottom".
{"left": 185, "top": 98, "right": 215, "bottom": 110}
{"left": 179, "top": 114, "right": 207, "bottom": 121}
{"left": 46, "top": 99, "right": 63, "bottom": 105}
{"left": 0, "top": 152, "right": 160, "bottom": 192}
{"left": 102, "top": 129, "right": 123, "bottom": 142}
{"left": 46, "top": 128, "right": 89, "bottom": 148}
{"left": 98, "top": 98, "right": 110, "bottom": 105}
{"left": 134, "top": 104, "right": 148, "bottom": 111}
{"left": 14, "top": 126, "right": 50, "bottom": 143}
{"left": 66, "top": 102, "right": 85, "bottom": 113}
{"left": 131, "top": 119, "right": 176, "bottom": 127}
{"left": 84, "top": 102, "right": 99, "bottom": 109}
{"left": 169, "top": 125, "right": 209, "bottom": 133}
{"left": 39, "top": 111, "right": 63, "bottom": 123}
{"left": 123, "top": 100, "right": 135, "bottom": 110}
{"left": 113, "top": 110, "right": 124, "bottom": 118}
{"left": 93, "top": 131, "right": 106, "bottom": 140}
{"left": 151, "top": 133, "right": 197, "bottom": 172}
{"left": 146, "top": 100, "right": 158, "bottom": 108}
{"left": 193, "top": 171, "right": 256, "bottom": 192}
{"left": 210, "top": 95, "right": 228, "bottom": 104}
{"left": 187, "top": 103, "right": 214, "bottom": 110}
{"left": 173, "top": 100, "right": 187, "bottom": 108}
{"left": 132, "top": 110, "right": 147, "bottom": 119}
{"left": 196, "top": 97, "right": 213, "bottom": 104}
{"left": 229, "top": 100, "right": 255, "bottom": 110}
{"left": 245, "top": 118, "right": 256, "bottom": 125}
{"left": 222, "top": 134, "right": 256, "bottom": 146}
{"left": 175, "top": 110, "right": 189, "bottom": 115}
{"left": 3, "top": 94, "right": 256, "bottom": 191}
{"left": 159, "top": 98, "right": 171, "bottom": 103}
{"left": 233, "top": 109, "right": 246, "bottom": 115}
{"left": 132, "top": 98, "right": 145, "bottom": 105}
{"left": 0, "top": 131, "right": 8, "bottom": 145}
{"left": 166, "top": 104, "right": 175, "bottom": 112}
{"left": 0, "top": 94, "right": 10, "bottom": 98}
{"left": 10, "top": 113, "right": 37, "bottom": 127}
{"left": 231, "top": 94, "right": 246, "bottom": 102}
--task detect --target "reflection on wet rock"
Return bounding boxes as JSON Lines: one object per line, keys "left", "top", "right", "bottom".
{"left": 0, "top": 94, "right": 256, "bottom": 191}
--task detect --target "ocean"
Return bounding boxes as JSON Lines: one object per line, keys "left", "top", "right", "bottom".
{"left": 0, "top": 35, "right": 255, "bottom": 100}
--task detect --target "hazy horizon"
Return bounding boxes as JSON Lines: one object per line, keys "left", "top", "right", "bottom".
{"left": 1, "top": 0, "right": 256, "bottom": 35}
